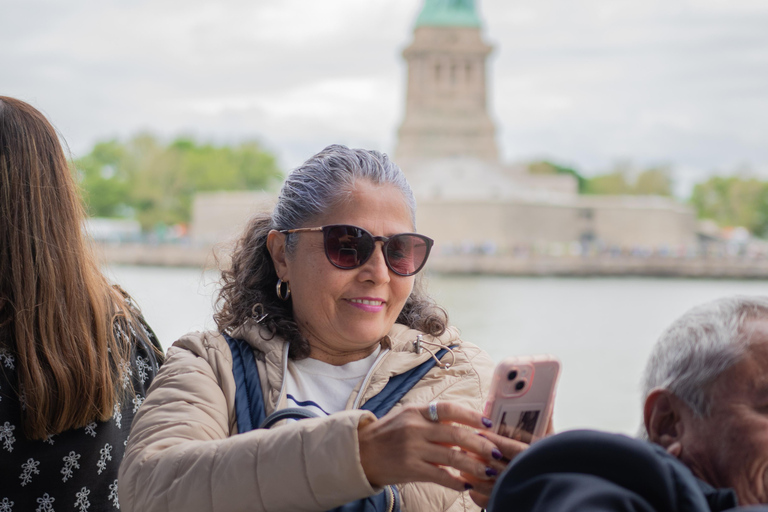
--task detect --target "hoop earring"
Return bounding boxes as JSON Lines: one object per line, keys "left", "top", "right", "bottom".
{"left": 276, "top": 278, "right": 291, "bottom": 301}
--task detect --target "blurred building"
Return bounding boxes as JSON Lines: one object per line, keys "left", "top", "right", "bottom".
{"left": 191, "top": 191, "right": 276, "bottom": 246}
{"left": 395, "top": 0, "right": 497, "bottom": 162}
{"left": 395, "top": 0, "right": 696, "bottom": 253}
{"left": 190, "top": 0, "right": 696, "bottom": 258}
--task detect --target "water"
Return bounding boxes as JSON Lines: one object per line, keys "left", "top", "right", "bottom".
{"left": 106, "top": 265, "right": 768, "bottom": 436}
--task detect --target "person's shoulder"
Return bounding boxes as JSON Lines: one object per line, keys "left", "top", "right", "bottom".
{"left": 386, "top": 323, "right": 494, "bottom": 371}
{"left": 436, "top": 327, "right": 495, "bottom": 375}
{"left": 171, "top": 330, "right": 231, "bottom": 361}
{"left": 489, "top": 430, "right": 719, "bottom": 512}
{"left": 386, "top": 323, "right": 463, "bottom": 350}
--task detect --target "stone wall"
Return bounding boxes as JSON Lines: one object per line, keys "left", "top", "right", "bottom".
{"left": 417, "top": 195, "right": 697, "bottom": 252}
{"left": 191, "top": 191, "right": 276, "bottom": 245}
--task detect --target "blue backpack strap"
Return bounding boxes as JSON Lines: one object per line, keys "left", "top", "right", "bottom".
{"left": 329, "top": 347, "right": 455, "bottom": 512}
{"left": 226, "top": 338, "right": 454, "bottom": 512}
{"left": 326, "top": 486, "right": 400, "bottom": 512}
{"left": 259, "top": 407, "right": 318, "bottom": 429}
{"left": 223, "top": 333, "right": 266, "bottom": 433}
{"left": 361, "top": 347, "right": 454, "bottom": 418}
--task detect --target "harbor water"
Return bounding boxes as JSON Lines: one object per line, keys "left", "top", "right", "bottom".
{"left": 106, "top": 264, "right": 768, "bottom": 436}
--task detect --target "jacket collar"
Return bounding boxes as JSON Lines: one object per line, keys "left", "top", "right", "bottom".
{"left": 229, "top": 322, "right": 463, "bottom": 410}
{"left": 695, "top": 479, "right": 738, "bottom": 512}
{"left": 230, "top": 321, "right": 462, "bottom": 360}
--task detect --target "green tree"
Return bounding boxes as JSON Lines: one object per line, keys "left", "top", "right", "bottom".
{"left": 75, "top": 140, "right": 132, "bottom": 218}
{"left": 529, "top": 161, "right": 588, "bottom": 193}
{"left": 73, "top": 134, "right": 282, "bottom": 229}
{"left": 633, "top": 167, "right": 673, "bottom": 196}
{"left": 690, "top": 176, "right": 768, "bottom": 237}
{"left": 580, "top": 163, "right": 673, "bottom": 196}
{"left": 583, "top": 172, "right": 632, "bottom": 195}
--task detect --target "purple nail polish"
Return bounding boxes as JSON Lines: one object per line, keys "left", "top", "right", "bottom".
{"left": 482, "top": 417, "right": 493, "bottom": 428}
{"left": 486, "top": 466, "right": 498, "bottom": 477}
{"left": 464, "top": 482, "right": 474, "bottom": 491}
{"left": 492, "top": 448, "right": 503, "bottom": 460}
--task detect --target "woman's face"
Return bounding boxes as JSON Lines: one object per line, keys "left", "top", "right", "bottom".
{"left": 270, "top": 180, "right": 417, "bottom": 364}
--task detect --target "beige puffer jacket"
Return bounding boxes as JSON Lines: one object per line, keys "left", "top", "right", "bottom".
{"left": 118, "top": 322, "right": 495, "bottom": 512}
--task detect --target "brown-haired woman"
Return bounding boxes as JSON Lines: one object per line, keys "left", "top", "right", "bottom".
{"left": 0, "top": 96, "right": 163, "bottom": 511}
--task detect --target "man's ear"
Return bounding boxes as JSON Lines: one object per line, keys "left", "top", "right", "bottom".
{"left": 266, "top": 230, "right": 289, "bottom": 279}
{"left": 644, "top": 388, "right": 686, "bottom": 457}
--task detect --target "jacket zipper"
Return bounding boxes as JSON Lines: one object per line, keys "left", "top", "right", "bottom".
{"left": 352, "top": 342, "right": 442, "bottom": 410}
{"left": 352, "top": 348, "right": 391, "bottom": 410}
{"left": 385, "top": 486, "right": 396, "bottom": 512}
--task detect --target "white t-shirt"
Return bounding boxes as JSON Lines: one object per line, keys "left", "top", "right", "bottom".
{"left": 284, "top": 346, "right": 382, "bottom": 417}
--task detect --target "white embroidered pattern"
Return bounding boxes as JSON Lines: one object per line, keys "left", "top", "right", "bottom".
{"left": 84, "top": 422, "right": 98, "bottom": 437}
{"left": 108, "top": 480, "right": 120, "bottom": 509}
{"left": 74, "top": 487, "right": 90, "bottom": 511}
{"left": 0, "top": 497, "right": 13, "bottom": 512}
{"left": 35, "top": 494, "right": 55, "bottom": 512}
{"left": 112, "top": 403, "right": 122, "bottom": 428}
{"left": 135, "top": 355, "right": 150, "bottom": 384}
{"left": 61, "top": 451, "right": 81, "bottom": 482}
{"left": 131, "top": 395, "right": 144, "bottom": 413}
{"left": 1, "top": 422, "right": 16, "bottom": 452}
{"left": 97, "top": 443, "right": 113, "bottom": 475}
{"left": 44, "top": 434, "right": 55, "bottom": 445}
{"left": 19, "top": 458, "right": 40, "bottom": 486}
{"left": 0, "top": 348, "right": 14, "bottom": 369}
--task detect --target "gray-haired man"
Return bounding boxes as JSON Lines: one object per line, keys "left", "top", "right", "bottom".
{"left": 487, "top": 296, "right": 768, "bottom": 512}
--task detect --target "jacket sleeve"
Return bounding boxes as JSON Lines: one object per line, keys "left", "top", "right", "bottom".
{"left": 118, "top": 334, "right": 380, "bottom": 512}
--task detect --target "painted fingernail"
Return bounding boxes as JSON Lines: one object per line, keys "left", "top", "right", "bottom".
{"left": 482, "top": 417, "right": 493, "bottom": 428}
{"left": 492, "top": 448, "right": 503, "bottom": 460}
{"left": 486, "top": 466, "right": 498, "bottom": 477}
{"left": 464, "top": 482, "right": 474, "bottom": 491}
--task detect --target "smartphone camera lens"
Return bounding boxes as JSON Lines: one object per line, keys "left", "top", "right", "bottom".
{"left": 507, "top": 370, "right": 518, "bottom": 381}
{"left": 515, "top": 380, "right": 526, "bottom": 391}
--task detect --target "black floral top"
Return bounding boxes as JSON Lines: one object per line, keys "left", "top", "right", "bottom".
{"left": 0, "top": 317, "right": 163, "bottom": 512}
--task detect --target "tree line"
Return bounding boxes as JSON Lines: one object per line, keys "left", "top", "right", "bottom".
{"left": 530, "top": 161, "right": 768, "bottom": 238}
{"left": 73, "top": 134, "right": 283, "bottom": 230}
{"left": 72, "top": 135, "right": 768, "bottom": 238}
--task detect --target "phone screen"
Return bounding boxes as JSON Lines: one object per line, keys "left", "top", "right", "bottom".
{"left": 497, "top": 407, "right": 544, "bottom": 443}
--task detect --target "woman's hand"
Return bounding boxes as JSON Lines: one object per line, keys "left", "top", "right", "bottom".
{"left": 464, "top": 431, "right": 530, "bottom": 508}
{"left": 358, "top": 401, "right": 506, "bottom": 492}
{"left": 465, "top": 416, "right": 556, "bottom": 508}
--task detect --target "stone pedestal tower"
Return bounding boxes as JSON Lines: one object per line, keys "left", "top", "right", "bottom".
{"left": 395, "top": 0, "right": 499, "bottom": 163}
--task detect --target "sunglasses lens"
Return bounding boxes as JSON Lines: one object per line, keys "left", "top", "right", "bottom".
{"left": 325, "top": 225, "right": 374, "bottom": 268}
{"left": 386, "top": 234, "right": 430, "bottom": 276}
{"left": 323, "top": 225, "right": 432, "bottom": 276}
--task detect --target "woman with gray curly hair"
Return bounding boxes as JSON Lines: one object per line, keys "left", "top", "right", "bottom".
{"left": 119, "top": 144, "right": 510, "bottom": 512}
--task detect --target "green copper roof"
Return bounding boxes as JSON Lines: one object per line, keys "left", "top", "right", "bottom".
{"left": 415, "top": 0, "right": 482, "bottom": 28}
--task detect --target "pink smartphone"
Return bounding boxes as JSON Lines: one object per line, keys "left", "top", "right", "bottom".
{"left": 483, "top": 355, "right": 561, "bottom": 442}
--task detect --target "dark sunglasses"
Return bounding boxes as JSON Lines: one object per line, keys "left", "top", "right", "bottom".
{"left": 280, "top": 224, "right": 434, "bottom": 276}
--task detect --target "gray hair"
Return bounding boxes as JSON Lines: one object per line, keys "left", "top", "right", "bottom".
{"left": 273, "top": 144, "right": 417, "bottom": 251}
{"left": 215, "top": 144, "right": 447, "bottom": 359}
{"left": 641, "top": 295, "right": 768, "bottom": 424}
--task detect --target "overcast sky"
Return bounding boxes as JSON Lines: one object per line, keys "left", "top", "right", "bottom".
{"left": 3, "top": 0, "right": 768, "bottom": 195}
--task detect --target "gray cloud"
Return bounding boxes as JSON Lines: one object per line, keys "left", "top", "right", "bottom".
{"left": 2, "top": 0, "right": 767, "bottom": 190}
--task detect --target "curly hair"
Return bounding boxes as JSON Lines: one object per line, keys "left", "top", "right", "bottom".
{"left": 214, "top": 144, "right": 448, "bottom": 359}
